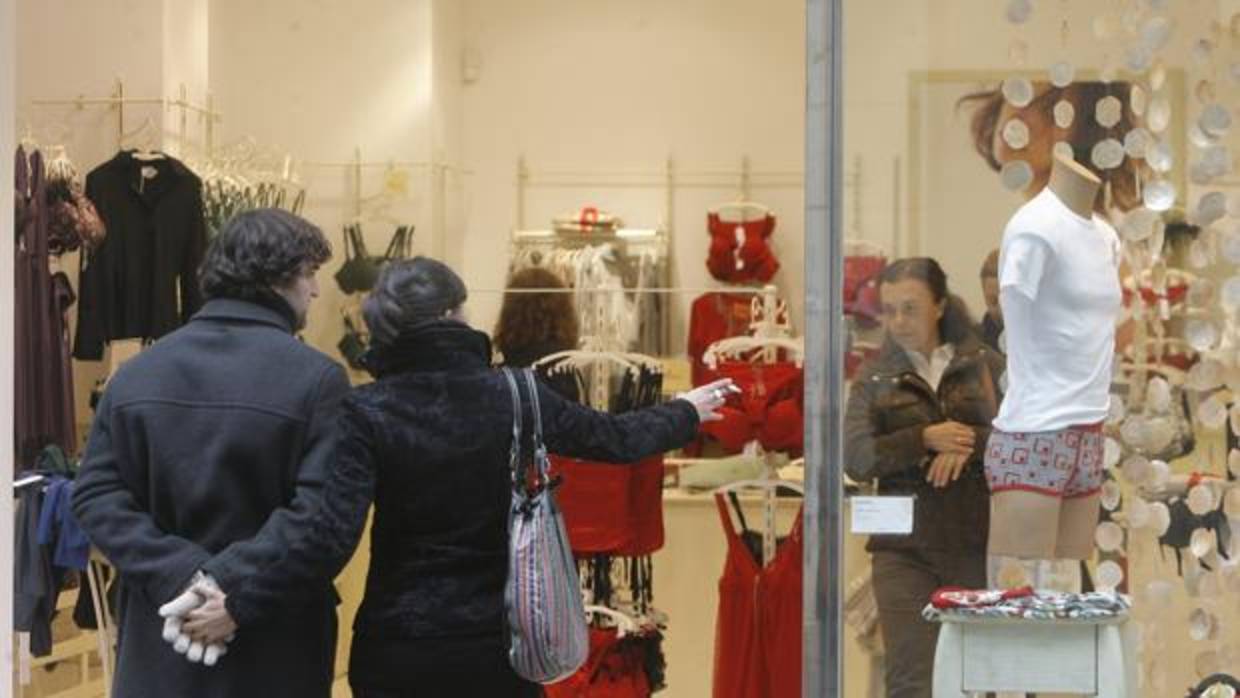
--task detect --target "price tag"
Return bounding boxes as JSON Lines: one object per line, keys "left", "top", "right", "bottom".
{"left": 850, "top": 496, "right": 914, "bottom": 535}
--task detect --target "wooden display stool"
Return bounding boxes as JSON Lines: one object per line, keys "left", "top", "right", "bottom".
{"left": 930, "top": 613, "right": 1137, "bottom": 697}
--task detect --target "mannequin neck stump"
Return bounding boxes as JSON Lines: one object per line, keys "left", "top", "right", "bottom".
{"left": 1047, "top": 154, "right": 1102, "bottom": 219}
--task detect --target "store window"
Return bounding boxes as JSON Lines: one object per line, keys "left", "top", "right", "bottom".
{"left": 839, "top": 1, "right": 1240, "bottom": 696}
{"left": 8, "top": 1, "right": 1240, "bottom": 697}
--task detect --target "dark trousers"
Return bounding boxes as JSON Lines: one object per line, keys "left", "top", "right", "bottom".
{"left": 871, "top": 548, "right": 986, "bottom": 698}
{"left": 348, "top": 633, "right": 540, "bottom": 698}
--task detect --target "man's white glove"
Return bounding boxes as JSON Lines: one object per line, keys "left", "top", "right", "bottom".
{"left": 158, "top": 572, "right": 233, "bottom": 666}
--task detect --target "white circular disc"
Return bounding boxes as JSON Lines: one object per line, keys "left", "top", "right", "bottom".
{"left": 1097, "top": 560, "right": 1124, "bottom": 590}
{"left": 1143, "top": 179, "right": 1176, "bottom": 211}
{"left": 1002, "top": 77, "right": 1035, "bottom": 108}
{"left": 1053, "top": 100, "right": 1075, "bottom": 129}
{"left": 999, "top": 160, "right": 1033, "bottom": 191}
{"left": 1052, "top": 141, "right": 1074, "bottom": 163}
{"left": 1091, "top": 139, "right": 1125, "bottom": 170}
{"left": 1096, "top": 520, "right": 1124, "bottom": 550}
{"left": 1002, "top": 118, "right": 1031, "bottom": 149}
{"left": 1100, "top": 481, "right": 1123, "bottom": 512}
{"left": 1191, "top": 528, "right": 1216, "bottom": 559}
{"left": 1197, "top": 191, "right": 1227, "bottom": 226}
{"left": 1146, "top": 376, "right": 1172, "bottom": 412}
{"left": 1124, "top": 128, "right": 1151, "bottom": 158}
{"left": 1128, "top": 496, "right": 1152, "bottom": 528}
{"left": 1122, "top": 454, "right": 1152, "bottom": 485}
{"left": 1201, "top": 103, "right": 1233, "bottom": 139}
{"left": 1221, "top": 228, "right": 1240, "bottom": 264}
{"left": 1049, "top": 61, "right": 1075, "bottom": 88}
{"left": 1188, "top": 484, "right": 1217, "bottom": 516}
{"left": 1130, "top": 84, "right": 1147, "bottom": 116}
{"left": 1141, "top": 16, "right": 1174, "bottom": 52}
{"left": 1150, "top": 463, "right": 1172, "bottom": 492}
{"left": 1104, "top": 437, "right": 1122, "bottom": 469}
{"left": 1096, "top": 96, "right": 1124, "bottom": 128}
{"left": 1149, "top": 96, "right": 1172, "bottom": 132}
{"left": 1148, "top": 140, "right": 1174, "bottom": 172}
{"left": 1006, "top": 0, "right": 1033, "bottom": 24}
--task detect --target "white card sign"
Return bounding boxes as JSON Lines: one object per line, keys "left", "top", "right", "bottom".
{"left": 850, "top": 496, "right": 914, "bottom": 535}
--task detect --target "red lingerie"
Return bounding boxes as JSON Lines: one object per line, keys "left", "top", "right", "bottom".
{"left": 712, "top": 494, "right": 803, "bottom": 698}
{"left": 843, "top": 254, "right": 885, "bottom": 327}
{"left": 688, "top": 292, "right": 757, "bottom": 386}
{"left": 543, "top": 627, "right": 653, "bottom": 698}
{"left": 706, "top": 213, "right": 779, "bottom": 284}
{"left": 699, "top": 361, "right": 804, "bottom": 456}
{"left": 549, "top": 455, "right": 665, "bottom": 556}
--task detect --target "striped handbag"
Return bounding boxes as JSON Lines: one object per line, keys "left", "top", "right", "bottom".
{"left": 501, "top": 368, "right": 589, "bottom": 683}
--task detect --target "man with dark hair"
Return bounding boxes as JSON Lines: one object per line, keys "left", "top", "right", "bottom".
{"left": 979, "top": 248, "right": 1003, "bottom": 353}
{"left": 71, "top": 209, "right": 349, "bottom": 698}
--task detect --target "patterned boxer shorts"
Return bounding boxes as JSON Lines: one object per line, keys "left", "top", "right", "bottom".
{"left": 984, "top": 424, "right": 1104, "bottom": 498}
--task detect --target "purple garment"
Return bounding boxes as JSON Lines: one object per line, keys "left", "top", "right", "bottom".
{"left": 15, "top": 147, "right": 77, "bottom": 464}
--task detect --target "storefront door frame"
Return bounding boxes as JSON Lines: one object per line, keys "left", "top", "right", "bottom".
{"left": 804, "top": 0, "right": 844, "bottom": 695}
{"left": 2, "top": 0, "right": 19, "bottom": 693}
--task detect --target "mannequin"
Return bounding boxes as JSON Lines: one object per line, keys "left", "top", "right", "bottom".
{"left": 986, "top": 154, "right": 1121, "bottom": 587}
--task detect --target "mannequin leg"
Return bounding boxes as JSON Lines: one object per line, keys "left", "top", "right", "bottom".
{"left": 987, "top": 491, "right": 1061, "bottom": 558}
{"left": 1053, "top": 494, "right": 1100, "bottom": 560}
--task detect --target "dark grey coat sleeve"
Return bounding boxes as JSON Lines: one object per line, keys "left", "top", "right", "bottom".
{"left": 536, "top": 381, "right": 701, "bottom": 462}
{"left": 71, "top": 391, "right": 213, "bottom": 605}
{"left": 222, "top": 396, "right": 377, "bottom": 627}
{"left": 200, "top": 363, "right": 351, "bottom": 594}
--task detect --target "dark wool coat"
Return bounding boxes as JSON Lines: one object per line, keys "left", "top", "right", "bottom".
{"left": 71, "top": 298, "right": 350, "bottom": 698}
{"left": 222, "top": 320, "right": 700, "bottom": 692}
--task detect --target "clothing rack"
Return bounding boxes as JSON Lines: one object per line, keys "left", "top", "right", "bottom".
{"left": 28, "top": 78, "right": 222, "bottom": 154}
{"left": 515, "top": 155, "right": 803, "bottom": 231}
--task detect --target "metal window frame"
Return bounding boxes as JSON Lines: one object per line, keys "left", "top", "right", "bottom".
{"left": 804, "top": 0, "right": 845, "bottom": 695}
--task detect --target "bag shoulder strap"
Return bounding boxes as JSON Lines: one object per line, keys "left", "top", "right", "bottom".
{"left": 383, "top": 225, "right": 413, "bottom": 261}
{"left": 502, "top": 368, "right": 524, "bottom": 484}
{"left": 521, "top": 369, "right": 547, "bottom": 456}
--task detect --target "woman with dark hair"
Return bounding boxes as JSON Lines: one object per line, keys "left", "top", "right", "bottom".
{"left": 493, "top": 267, "right": 580, "bottom": 367}
{"left": 843, "top": 257, "right": 1005, "bottom": 698}
{"left": 174, "top": 256, "right": 733, "bottom": 697}
{"left": 959, "top": 80, "right": 1146, "bottom": 212}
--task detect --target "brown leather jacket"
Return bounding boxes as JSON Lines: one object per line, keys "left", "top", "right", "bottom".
{"left": 844, "top": 335, "right": 1005, "bottom": 554}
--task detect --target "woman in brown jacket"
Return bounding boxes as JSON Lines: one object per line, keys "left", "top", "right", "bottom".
{"left": 844, "top": 257, "right": 1005, "bottom": 698}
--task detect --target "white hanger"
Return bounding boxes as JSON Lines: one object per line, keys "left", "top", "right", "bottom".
{"left": 710, "top": 200, "right": 770, "bottom": 221}
{"left": 583, "top": 604, "right": 638, "bottom": 638}
{"left": 702, "top": 335, "right": 804, "bottom": 369}
{"left": 534, "top": 348, "right": 639, "bottom": 376}
{"left": 844, "top": 239, "right": 885, "bottom": 258}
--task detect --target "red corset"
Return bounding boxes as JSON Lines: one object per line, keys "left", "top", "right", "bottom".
{"left": 706, "top": 213, "right": 779, "bottom": 284}
{"left": 549, "top": 455, "right": 665, "bottom": 556}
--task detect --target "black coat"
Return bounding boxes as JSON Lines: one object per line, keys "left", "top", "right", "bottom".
{"left": 71, "top": 299, "right": 350, "bottom": 698}
{"left": 222, "top": 320, "right": 700, "bottom": 691}
{"left": 844, "top": 336, "right": 1004, "bottom": 554}
{"left": 74, "top": 151, "right": 207, "bottom": 360}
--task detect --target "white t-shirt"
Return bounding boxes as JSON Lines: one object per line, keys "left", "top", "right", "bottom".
{"left": 993, "top": 188, "right": 1122, "bottom": 433}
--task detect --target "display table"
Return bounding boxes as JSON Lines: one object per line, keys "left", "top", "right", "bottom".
{"left": 930, "top": 613, "right": 1138, "bottom": 697}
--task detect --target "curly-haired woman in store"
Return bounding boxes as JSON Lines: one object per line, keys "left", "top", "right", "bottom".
{"left": 844, "top": 257, "right": 1005, "bottom": 698}
{"left": 494, "top": 266, "right": 580, "bottom": 367}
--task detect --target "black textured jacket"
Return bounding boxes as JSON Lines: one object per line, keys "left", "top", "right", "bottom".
{"left": 225, "top": 321, "right": 699, "bottom": 662}
{"left": 75, "top": 151, "right": 207, "bottom": 360}
{"left": 71, "top": 299, "right": 350, "bottom": 698}
{"left": 844, "top": 335, "right": 1004, "bottom": 554}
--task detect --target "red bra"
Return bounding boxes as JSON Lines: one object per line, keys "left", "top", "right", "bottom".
{"left": 843, "top": 255, "right": 885, "bottom": 326}
{"left": 706, "top": 213, "right": 780, "bottom": 283}
{"left": 700, "top": 361, "right": 804, "bottom": 456}
{"left": 549, "top": 455, "right": 665, "bottom": 556}
{"left": 688, "top": 292, "right": 757, "bottom": 386}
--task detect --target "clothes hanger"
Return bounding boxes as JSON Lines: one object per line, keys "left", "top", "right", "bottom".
{"left": 583, "top": 604, "right": 638, "bottom": 638}
{"left": 844, "top": 239, "right": 885, "bottom": 258}
{"left": 713, "top": 478, "right": 804, "bottom": 495}
{"left": 702, "top": 335, "right": 805, "bottom": 369}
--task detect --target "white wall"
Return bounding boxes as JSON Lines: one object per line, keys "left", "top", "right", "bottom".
{"left": 207, "top": 0, "right": 436, "bottom": 359}
{"left": 459, "top": 0, "right": 807, "bottom": 351}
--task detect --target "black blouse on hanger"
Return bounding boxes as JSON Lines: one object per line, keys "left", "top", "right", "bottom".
{"left": 74, "top": 151, "right": 207, "bottom": 360}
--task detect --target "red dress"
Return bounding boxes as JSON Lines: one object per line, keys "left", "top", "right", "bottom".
{"left": 712, "top": 494, "right": 803, "bottom": 698}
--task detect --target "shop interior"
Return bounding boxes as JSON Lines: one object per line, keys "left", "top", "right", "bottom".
{"left": 8, "top": 0, "right": 1240, "bottom": 696}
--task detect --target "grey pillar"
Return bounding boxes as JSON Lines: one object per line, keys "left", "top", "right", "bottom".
{"left": 803, "top": 0, "right": 844, "bottom": 696}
